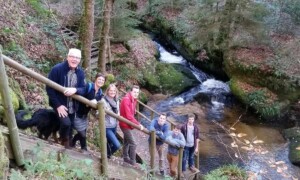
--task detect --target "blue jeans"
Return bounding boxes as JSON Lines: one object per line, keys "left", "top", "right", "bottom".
{"left": 106, "top": 127, "right": 121, "bottom": 157}
{"left": 182, "top": 146, "right": 195, "bottom": 171}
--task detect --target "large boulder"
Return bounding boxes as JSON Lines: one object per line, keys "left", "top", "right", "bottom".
{"left": 142, "top": 62, "right": 198, "bottom": 95}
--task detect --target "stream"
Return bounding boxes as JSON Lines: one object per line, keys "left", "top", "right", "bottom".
{"left": 143, "top": 41, "right": 300, "bottom": 179}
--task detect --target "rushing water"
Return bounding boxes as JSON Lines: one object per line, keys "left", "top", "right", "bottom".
{"left": 145, "top": 42, "right": 300, "bottom": 179}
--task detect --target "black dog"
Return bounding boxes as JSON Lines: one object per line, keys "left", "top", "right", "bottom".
{"left": 16, "top": 109, "right": 60, "bottom": 142}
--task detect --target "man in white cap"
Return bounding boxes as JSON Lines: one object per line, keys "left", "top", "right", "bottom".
{"left": 46, "top": 48, "right": 85, "bottom": 149}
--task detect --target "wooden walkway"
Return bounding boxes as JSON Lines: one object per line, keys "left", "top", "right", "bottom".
{"left": 1, "top": 125, "right": 162, "bottom": 179}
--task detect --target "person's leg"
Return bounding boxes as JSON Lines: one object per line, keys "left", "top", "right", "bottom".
{"left": 188, "top": 146, "right": 195, "bottom": 168}
{"left": 68, "top": 113, "right": 75, "bottom": 147}
{"left": 71, "top": 132, "right": 80, "bottom": 147}
{"left": 167, "top": 153, "right": 174, "bottom": 177}
{"left": 58, "top": 115, "right": 71, "bottom": 148}
{"left": 126, "top": 130, "right": 137, "bottom": 164}
{"left": 78, "top": 130, "right": 87, "bottom": 150}
{"left": 121, "top": 128, "right": 130, "bottom": 161}
{"left": 172, "top": 154, "right": 179, "bottom": 177}
{"left": 106, "top": 128, "right": 121, "bottom": 156}
{"left": 156, "top": 144, "right": 164, "bottom": 172}
{"left": 182, "top": 146, "right": 189, "bottom": 171}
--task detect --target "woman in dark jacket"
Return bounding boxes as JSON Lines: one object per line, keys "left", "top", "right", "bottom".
{"left": 72, "top": 73, "right": 105, "bottom": 153}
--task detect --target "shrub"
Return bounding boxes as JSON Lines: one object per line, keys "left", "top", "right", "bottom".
{"left": 204, "top": 164, "right": 247, "bottom": 180}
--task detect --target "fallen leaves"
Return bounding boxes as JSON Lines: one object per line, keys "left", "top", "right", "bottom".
{"left": 253, "top": 140, "right": 264, "bottom": 144}
{"left": 237, "top": 133, "right": 247, "bottom": 137}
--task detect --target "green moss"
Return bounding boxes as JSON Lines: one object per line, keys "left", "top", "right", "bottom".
{"left": 102, "top": 73, "right": 116, "bottom": 91}
{"left": 204, "top": 164, "right": 247, "bottom": 180}
{"left": 0, "top": 87, "right": 20, "bottom": 120}
{"left": 229, "top": 78, "right": 288, "bottom": 119}
{"left": 0, "top": 132, "right": 8, "bottom": 179}
{"left": 8, "top": 78, "right": 27, "bottom": 109}
{"left": 143, "top": 62, "right": 197, "bottom": 94}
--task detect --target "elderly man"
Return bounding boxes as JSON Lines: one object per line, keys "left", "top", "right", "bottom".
{"left": 46, "top": 48, "right": 85, "bottom": 149}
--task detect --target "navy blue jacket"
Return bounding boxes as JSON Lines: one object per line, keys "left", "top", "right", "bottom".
{"left": 148, "top": 118, "right": 170, "bottom": 145}
{"left": 76, "top": 83, "right": 103, "bottom": 117}
{"left": 46, "top": 60, "right": 85, "bottom": 111}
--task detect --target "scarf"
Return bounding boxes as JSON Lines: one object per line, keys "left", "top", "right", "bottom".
{"left": 104, "top": 96, "right": 118, "bottom": 114}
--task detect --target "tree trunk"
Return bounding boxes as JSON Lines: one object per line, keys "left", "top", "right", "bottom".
{"left": 97, "top": 0, "right": 114, "bottom": 74}
{"left": 80, "top": 0, "right": 95, "bottom": 80}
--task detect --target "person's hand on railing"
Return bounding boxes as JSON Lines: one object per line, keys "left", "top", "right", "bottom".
{"left": 139, "top": 124, "right": 144, "bottom": 131}
{"left": 64, "top": 87, "right": 77, "bottom": 96}
{"left": 57, "top": 105, "right": 68, "bottom": 118}
{"left": 90, "top": 99, "right": 97, "bottom": 104}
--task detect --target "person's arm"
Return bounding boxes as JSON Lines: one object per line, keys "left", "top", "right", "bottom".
{"left": 46, "top": 67, "right": 61, "bottom": 109}
{"left": 160, "top": 124, "right": 170, "bottom": 140}
{"left": 176, "top": 133, "right": 186, "bottom": 148}
{"left": 122, "top": 98, "right": 140, "bottom": 125}
{"left": 149, "top": 119, "right": 156, "bottom": 131}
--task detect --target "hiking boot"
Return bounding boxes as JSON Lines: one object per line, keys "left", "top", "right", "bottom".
{"left": 189, "top": 166, "right": 198, "bottom": 173}
{"left": 80, "top": 149, "right": 91, "bottom": 155}
{"left": 124, "top": 158, "right": 132, "bottom": 164}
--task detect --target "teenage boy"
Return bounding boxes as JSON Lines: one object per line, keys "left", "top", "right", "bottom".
{"left": 166, "top": 124, "right": 186, "bottom": 178}
{"left": 181, "top": 114, "right": 200, "bottom": 173}
{"left": 119, "top": 85, "right": 144, "bottom": 166}
{"left": 148, "top": 113, "right": 169, "bottom": 175}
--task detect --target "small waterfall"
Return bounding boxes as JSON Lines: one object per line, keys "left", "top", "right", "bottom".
{"left": 152, "top": 42, "right": 231, "bottom": 122}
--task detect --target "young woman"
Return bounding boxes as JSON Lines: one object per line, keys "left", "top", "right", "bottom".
{"left": 72, "top": 73, "right": 106, "bottom": 153}
{"left": 103, "top": 84, "right": 121, "bottom": 158}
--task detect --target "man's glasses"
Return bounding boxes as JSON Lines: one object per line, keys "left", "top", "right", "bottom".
{"left": 68, "top": 55, "right": 81, "bottom": 60}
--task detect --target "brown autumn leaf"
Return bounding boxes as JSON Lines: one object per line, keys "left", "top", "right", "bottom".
{"left": 295, "top": 146, "right": 300, "bottom": 150}
{"left": 253, "top": 140, "right": 264, "bottom": 144}
{"left": 244, "top": 139, "right": 250, "bottom": 144}
{"left": 234, "top": 153, "right": 238, "bottom": 158}
{"left": 237, "top": 133, "right": 247, "bottom": 137}
{"left": 275, "top": 161, "right": 285, "bottom": 165}
{"left": 241, "top": 146, "right": 252, "bottom": 151}
{"left": 276, "top": 167, "right": 282, "bottom": 173}
{"left": 229, "top": 133, "right": 236, "bottom": 137}
{"left": 230, "top": 127, "right": 236, "bottom": 131}
{"left": 231, "top": 142, "right": 238, "bottom": 148}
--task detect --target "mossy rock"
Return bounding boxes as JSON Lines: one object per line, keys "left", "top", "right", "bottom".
{"left": 8, "top": 77, "right": 26, "bottom": 110}
{"left": 283, "top": 127, "right": 300, "bottom": 140}
{"left": 142, "top": 62, "right": 198, "bottom": 95}
{"left": 0, "top": 87, "right": 20, "bottom": 120}
{"left": 0, "top": 132, "right": 8, "bottom": 179}
{"left": 284, "top": 128, "right": 300, "bottom": 165}
{"left": 102, "top": 73, "right": 115, "bottom": 91}
{"left": 229, "top": 78, "right": 289, "bottom": 119}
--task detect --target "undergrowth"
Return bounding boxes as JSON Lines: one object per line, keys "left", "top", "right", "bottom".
{"left": 9, "top": 143, "right": 102, "bottom": 179}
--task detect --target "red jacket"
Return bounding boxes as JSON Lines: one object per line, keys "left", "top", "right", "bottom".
{"left": 119, "top": 92, "right": 140, "bottom": 129}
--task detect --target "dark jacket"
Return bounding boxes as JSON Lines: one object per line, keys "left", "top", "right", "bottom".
{"left": 148, "top": 118, "right": 170, "bottom": 145}
{"left": 46, "top": 60, "right": 85, "bottom": 111}
{"left": 181, "top": 123, "right": 200, "bottom": 149}
{"left": 76, "top": 83, "right": 103, "bottom": 117}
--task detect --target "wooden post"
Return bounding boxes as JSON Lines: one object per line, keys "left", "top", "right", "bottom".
{"left": 150, "top": 111, "right": 154, "bottom": 121}
{"left": 178, "top": 147, "right": 184, "bottom": 179}
{"left": 0, "top": 47, "right": 24, "bottom": 166}
{"left": 195, "top": 140, "right": 200, "bottom": 179}
{"left": 150, "top": 130, "right": 156, "bottom": 176}
{"left": 98, "top": 100, "right": 108, "bottom": 176}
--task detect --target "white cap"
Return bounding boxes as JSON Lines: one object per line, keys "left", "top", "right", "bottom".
{"left": 68, "top": 48, "right": 81, "bottom": 58}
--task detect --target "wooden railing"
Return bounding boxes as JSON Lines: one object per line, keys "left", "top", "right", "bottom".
{"left": 0, "top": 53, "right": 202, "bottom": 179}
